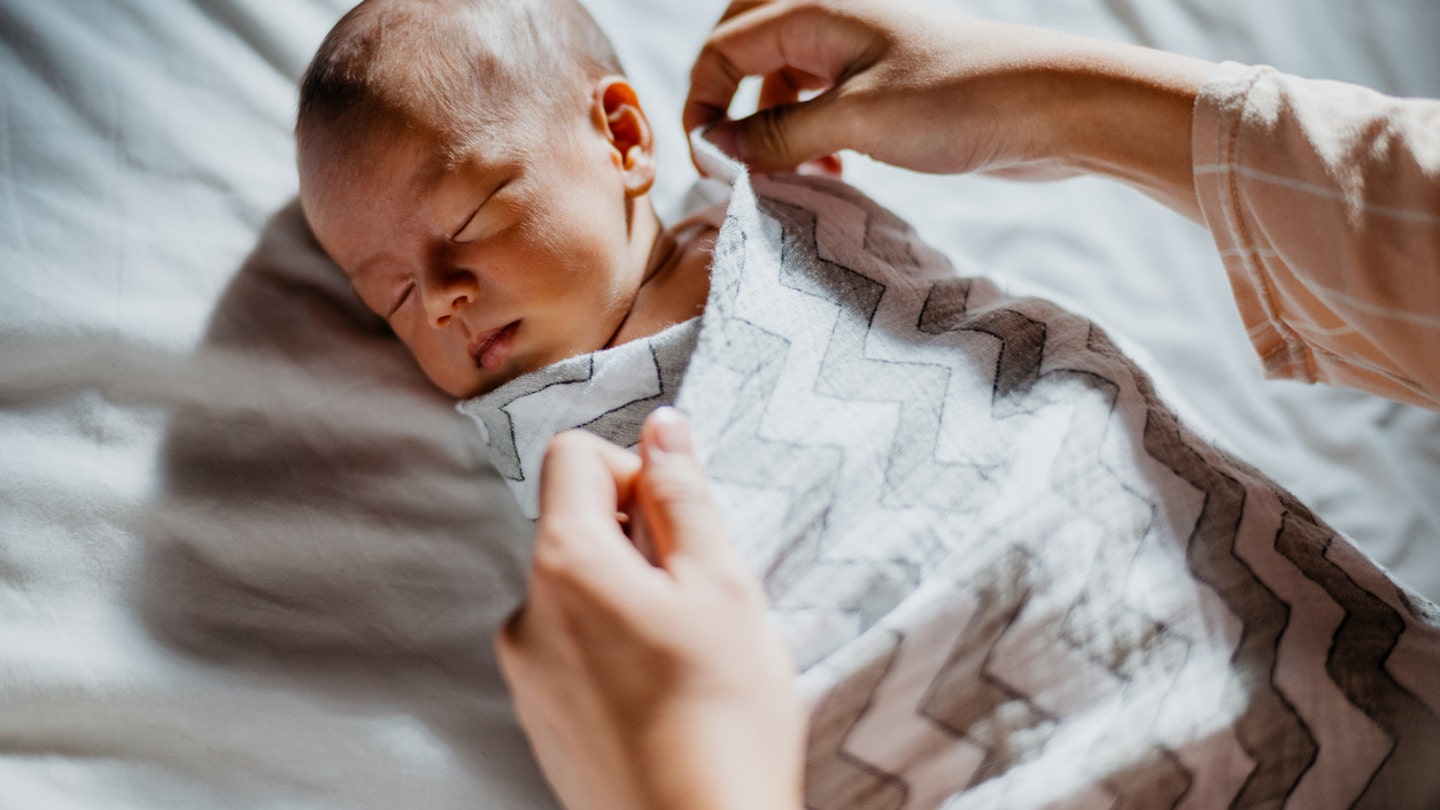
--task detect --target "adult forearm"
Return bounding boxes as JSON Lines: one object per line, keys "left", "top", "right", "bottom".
{"left": 687, "top": 1, "right": 1215, "bottom": 223}
{"left": 1039, "top": 40, "right": 1215, "bottom": 223}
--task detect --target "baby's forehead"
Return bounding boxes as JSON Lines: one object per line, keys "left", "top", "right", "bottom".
{"left": 360, "top": 74, "right": 569, "bottom": 170}
{"left": 368, "top": 107, "right": 542, "bottom": 183}
{"left": 305, "top": 115, "right": 539, "bottom": 232}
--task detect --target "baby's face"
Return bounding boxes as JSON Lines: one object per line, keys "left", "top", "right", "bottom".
{"left": 301, "top": 102, "right": 652, "bottom": 398}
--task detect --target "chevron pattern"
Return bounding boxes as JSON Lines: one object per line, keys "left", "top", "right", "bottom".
{"left": 458, "top": 316, "right": 699, "bottom": 517}
{"left": 462, "top": 169, "right": 1440, "bottom": 808}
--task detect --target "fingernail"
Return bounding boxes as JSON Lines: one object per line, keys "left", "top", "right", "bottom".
{"left": 648, "top": 406, "right": 693, "bottom": 455}
{"left": 702, "top": 123, "right": 741, "bottom": 160}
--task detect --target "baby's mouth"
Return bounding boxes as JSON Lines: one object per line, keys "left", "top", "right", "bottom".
{"left": 470, "top": 321, "right": 520, "bottom": 372}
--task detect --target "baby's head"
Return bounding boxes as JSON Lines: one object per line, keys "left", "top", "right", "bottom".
{"left": 298, "top": 0, "right": 661, "bottom": 397}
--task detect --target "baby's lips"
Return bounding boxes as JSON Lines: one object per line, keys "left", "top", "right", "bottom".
{"left": 473, "top": 320, "right": 520, "bottom": 372}
{"left": 467, "top": 321, "right": 508, "bottom": 360}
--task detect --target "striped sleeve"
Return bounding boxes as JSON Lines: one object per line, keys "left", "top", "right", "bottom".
{"left": 1192, "top": 61, "right": 1440, "bottom": 410}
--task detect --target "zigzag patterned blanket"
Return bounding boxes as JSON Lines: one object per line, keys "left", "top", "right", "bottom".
{"left": 460, "top": 151, "right": 1440, "bottom": 807}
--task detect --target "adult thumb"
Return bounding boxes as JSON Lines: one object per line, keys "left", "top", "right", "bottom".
{"left": 636, "top": 408, "right": 735, "bottom": 570}
{"left": 703, "top": 96, "right": 842, "bottom": 174}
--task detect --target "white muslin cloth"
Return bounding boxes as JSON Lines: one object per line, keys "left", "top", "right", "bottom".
{"left": 460, "top": 138, "right": 1440, "bottom": 809}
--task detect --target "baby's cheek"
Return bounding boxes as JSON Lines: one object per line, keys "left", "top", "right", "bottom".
{"left": 347, "top": 282, "right": 389, "bottom": 322}
{"left": 411, "top": 334, "right": 477, "bottom": 397}
{"left": 389, "top": 310, "right": 423, "bottom": 347}
{"left": 394, "top": 316, "right": 446, "bottom": 370}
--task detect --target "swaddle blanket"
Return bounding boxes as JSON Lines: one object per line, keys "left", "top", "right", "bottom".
{"left": 460, "top": 144, "right": 1440, "bottom": 807}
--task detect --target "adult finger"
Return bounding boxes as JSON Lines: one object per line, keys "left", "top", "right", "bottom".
{"left": 636, "top": 408, "right": 742, "bottom": 573}
{"left": 757, "top": 65, "right": 829, "bottom": 111}
{"left": 533, "top": 431, "right": 659, "bottom": 592}
{"left": 687, "top": 6, "right": 876, "bottom": 170}
{"left": 684, "top": 1, "right": 781, "bottom": 133}
{"left": 684, "top": 1, "right": 862, "bottom": 134}
{"left": 536, "top": 430, "right": 640, "bottom": 533}
{"left": 755, "top": 67, "right": 846, "bottom": 176}
{"left": 704, "top": 92, "right": 858, "bottom": 173}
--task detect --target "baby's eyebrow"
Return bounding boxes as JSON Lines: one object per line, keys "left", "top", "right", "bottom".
{"left": 410, "top": 152, "right": 452, "bottom": 198}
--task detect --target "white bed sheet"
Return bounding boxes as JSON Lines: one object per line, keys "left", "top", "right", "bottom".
{"left": 2, "top": 0, "right": 1436, "bottom": 807}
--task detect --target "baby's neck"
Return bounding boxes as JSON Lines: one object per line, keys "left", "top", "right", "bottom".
{"left": 605, "top": 214, "right": 717, "bottom": 349}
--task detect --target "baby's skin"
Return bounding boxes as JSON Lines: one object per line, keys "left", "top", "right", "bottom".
{"left": 301, "top": 95, "right": 716, "bottom": 398}
{"left": 297, "top": 0, "right": 714, "bottom": 399}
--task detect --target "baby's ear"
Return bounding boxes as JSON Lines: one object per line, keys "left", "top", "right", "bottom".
{"left": 594, "top": 77, "right": 655, "bottom": 198}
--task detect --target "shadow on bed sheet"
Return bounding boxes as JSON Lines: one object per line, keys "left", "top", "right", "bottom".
{"left": 134, "top": 199, "right": 550, "bottom": 800}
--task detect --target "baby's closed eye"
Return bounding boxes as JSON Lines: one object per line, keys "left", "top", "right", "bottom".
{"left": 349, "top": 271, "right": 414, "bottom": 320}
{"left": 452, "top": 180, "right": 510, "bottom": 243}
{"left": 388, "top": 281, "right": 416, "bottom": 316}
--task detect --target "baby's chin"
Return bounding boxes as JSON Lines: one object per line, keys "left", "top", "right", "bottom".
{"left": 433, "top": 370, "right": 521, "bottom": 401}
{"left": 423, "top": 317, "right": 633, "bottom": 400}
{"left": 436, "top": 365, "right": 522, "bottom": 401}
{"left": 431, "top": 345, "right": 590, "bottom": 400}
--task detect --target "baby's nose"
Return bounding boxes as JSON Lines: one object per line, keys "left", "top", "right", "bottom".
{"left": 420, "top": 267, "right": 479, "bottom": 327}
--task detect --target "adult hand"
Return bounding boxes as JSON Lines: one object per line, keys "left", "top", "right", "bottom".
{"left": 685, "top": 0, "right": 1214, "bottom": 220}
{"left": 495, "top": 408, "right": 805, "bottom": 810}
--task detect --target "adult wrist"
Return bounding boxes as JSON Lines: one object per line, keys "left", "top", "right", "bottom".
{"left": 1040, "top": 39, "right": 1214, "bottom": 221}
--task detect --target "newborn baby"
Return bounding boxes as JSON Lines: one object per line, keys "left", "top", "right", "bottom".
{"left": 297, "top": 0, "right": 716, "bottom": 399}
